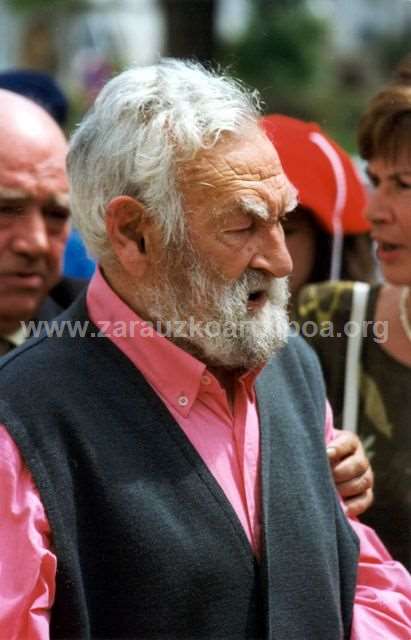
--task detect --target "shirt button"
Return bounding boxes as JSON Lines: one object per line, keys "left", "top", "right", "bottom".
{"left": 201, "top": 375, "right": 211, "bottom": 385}
{"left": 178, "top": 395, "right": 189, "bottom": 407}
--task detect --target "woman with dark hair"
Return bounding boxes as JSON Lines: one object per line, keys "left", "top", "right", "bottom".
{"left": 294, "top": 64, "right": 411, "bottom": 569}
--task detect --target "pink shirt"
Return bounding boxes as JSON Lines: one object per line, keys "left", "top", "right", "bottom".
{"left": 0, "top": 269, "right": 410, "bottom": 639}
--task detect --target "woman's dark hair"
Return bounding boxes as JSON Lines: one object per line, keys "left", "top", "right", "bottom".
{"left": 358, "top": 58, "right": 411, "bottom": 163}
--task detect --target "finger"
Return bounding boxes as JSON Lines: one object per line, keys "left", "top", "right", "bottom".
{"left": 344, "top": 488, "right": 374, "bottom": 518}
{"left": 327, "top": 430, "right": 360, "bottom": 462}
{"left": 336, "top": 468, "right": 373, "bottom": 499}
{"left": 332, "top": 453, "right": 370, "bottom": 483}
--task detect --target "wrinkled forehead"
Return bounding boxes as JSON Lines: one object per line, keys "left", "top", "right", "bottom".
{"left": 178, "top": 127, "right": 296, "bottom": 209}
{"left": 181, "top": 127, "right": 278, "bottom": 175}
{"left": 0, "top": 135, "right": 68, "bottom": 199}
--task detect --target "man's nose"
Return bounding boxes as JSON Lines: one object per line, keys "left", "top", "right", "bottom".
{"left": 12, "top": 209, "right": 50, "bottom": 258}
{"left": 249, "top": 226, "right": 293, "bottom": 278}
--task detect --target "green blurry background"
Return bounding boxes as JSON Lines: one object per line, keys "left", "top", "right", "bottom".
{"left": 2, "top": 0, "right": 411, "bottom": 150}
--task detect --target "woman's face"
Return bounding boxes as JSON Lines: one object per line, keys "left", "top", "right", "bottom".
{"left": 366, "top": 155, "right": 411, "bottom": 286}
{"left": 283, "top": 208, "right": 318, "bottom": 298}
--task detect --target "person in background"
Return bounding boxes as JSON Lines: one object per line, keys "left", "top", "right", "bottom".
{"left": 261, "top": 114, "right": 376, "bottom": 304}
{"left": 0, "top": 88, "right": 82, "bottom": 355}
{"left": 0, "top": 59, "right": 410, "bottom": 639}
{"left": 0, "top": 68, "right": 96, "bottom": 280}
{"left": 261, "top": 114, "right": 376, "bottom": 516}
{"left": 295, "top": 61, "right": 411, "bottom": 569}
{"left": 0, "top": 68, "right": 68, "bottom": 127}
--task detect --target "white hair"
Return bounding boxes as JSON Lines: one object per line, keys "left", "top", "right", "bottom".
{"left": 67, "top": 58, "right": 262, "bottom": 259}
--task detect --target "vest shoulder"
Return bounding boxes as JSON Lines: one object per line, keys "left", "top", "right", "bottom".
{"left": 263, "top": 334, "right": 326, "bottom": 399}
{"left": 279, "top": 332, "right": 323, "bottom": 374}
{"left": 0, "top": 294, "right": 94, "bottom": 386}
{"left": 257, "top": 336, "right": 326, "bottom": 438}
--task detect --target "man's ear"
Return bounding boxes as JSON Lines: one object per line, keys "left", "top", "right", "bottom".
{"left": 106, "top": 196, "right": 152, "bottom": 276}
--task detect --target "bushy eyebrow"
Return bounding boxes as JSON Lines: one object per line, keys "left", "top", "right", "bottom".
{"left": 0, "top": 188, "right": 69, "bottom": 209}
{"left": 284, "top": 189, "right": 299, "bottom": 213}
{"left": 238, "top": 188, "right": 298, "bottom": 222}
{"left": 238, "top": 196, "right": 270, "bottom": 221}
{"left": 0, "top": 187, "right": 27, "bottom": 200}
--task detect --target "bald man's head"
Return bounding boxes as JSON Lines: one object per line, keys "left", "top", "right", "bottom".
{"left": 0, "top": 89, "right": 68, "bottom": 176}
{"left": 0, "top": 88, "right": 66, "bottom": 130}
{"left": 0, "top": 89, "right": 70, "bottom": 335}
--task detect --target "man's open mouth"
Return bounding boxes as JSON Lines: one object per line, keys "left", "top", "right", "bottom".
{"left": 248, "top": 290, "right": 265, "bottom": 301}
{"left": 247, "top": 290, "right": 268, "bottom": 309}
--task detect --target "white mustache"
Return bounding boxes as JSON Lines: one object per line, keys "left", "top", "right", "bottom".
{"left": 240, "top": 270, "right": 289, "bottom": 306}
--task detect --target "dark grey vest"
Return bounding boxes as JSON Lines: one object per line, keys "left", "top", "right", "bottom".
{"left": 0, "top": 294, "right": 358, "bottom": 639}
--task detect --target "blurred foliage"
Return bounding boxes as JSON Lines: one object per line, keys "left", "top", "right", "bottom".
{"left": 219, "top": 2, "right": 330, "bottom": 118}
{"left": 218, "top": 1, "right": 411, "bottom": 152}
{"left": 6, "top": 0, "right": 411, "bottom": 153}
{"left": 366, "top": 27, "right": 411, "bottom": 79}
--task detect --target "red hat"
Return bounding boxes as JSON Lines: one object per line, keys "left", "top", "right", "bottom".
{"left": 260, "top": 114, "right": 370, "bottom": 235}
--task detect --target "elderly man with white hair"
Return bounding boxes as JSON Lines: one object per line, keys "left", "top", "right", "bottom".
{"left": 0, "top": 59, "right": 410, "bottom": 640}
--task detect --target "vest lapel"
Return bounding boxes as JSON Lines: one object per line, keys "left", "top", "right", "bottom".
{"left": 135, "top": 373, "right": 258, "bottom": 568}
{"left": 256, "top": 357, "right": 346, "bottom": 640}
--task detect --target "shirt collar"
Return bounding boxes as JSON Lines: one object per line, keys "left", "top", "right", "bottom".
{"left": 86, "top": 268, "right": 208, "bottom": 417}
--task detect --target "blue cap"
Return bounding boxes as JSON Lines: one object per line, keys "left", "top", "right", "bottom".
{"left": 0, "top": 69, "right": 68, "bottom": 126}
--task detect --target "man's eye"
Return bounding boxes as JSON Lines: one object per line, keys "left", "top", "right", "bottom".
{"left": 282, "top": 224, "right": 298, "bottom": 236}
{"left": 225, "top": 220, "right": 255, "bottom": 234}
{"left": 0, "top": 204, "right": 24, "bottom": 215}
{"left": 44, "top": 206, "right": 70, "bottom": 221}
{"left": 224, "top": 226, "right": 253, "bottom": 238}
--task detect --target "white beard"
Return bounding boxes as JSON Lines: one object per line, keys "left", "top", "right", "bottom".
{"left": 139, "top": 245, "right": 290, "bottom": 369}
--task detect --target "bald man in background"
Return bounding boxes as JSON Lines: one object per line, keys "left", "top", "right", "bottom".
{"left": 0, "top": 89, "right": 84, "bottom": 354}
